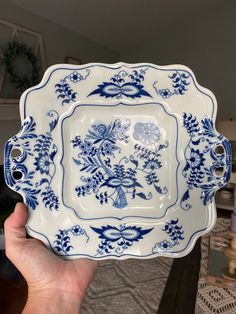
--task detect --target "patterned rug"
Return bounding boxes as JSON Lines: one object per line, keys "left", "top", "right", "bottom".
{"left": 82, "top": 218, "right": 236, "bottom": 314}
{"left": 195, "top": 218, "right": 236, "bottom": 314}
{"left": 81, "top": 257, "right": 173, "bottom": 314}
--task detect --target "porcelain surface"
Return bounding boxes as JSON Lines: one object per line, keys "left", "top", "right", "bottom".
{"left": 4, "top": 62, "right": 231, "bottom": 259}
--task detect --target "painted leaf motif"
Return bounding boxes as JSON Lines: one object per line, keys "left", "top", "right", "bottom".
{"left": 91, "top": 225, "right": 153, "bottom": 243}
{"left": 119, "top": 83, "right": 140, "bottom": 96}
{"left": 182, "top": 189, "right": 190, "bottom": 202}
{"left": 88, "top": 70, "right": 151, "bottom": 99}
{"left": 101, "top": 176, "right": 141, "bottom": 188}
{"left": 102, "top": 83, "right": 122, "bottom": 95}
{"left": 103, "top": 228, "right": 123, "bottom": 241}
{"left": 73, "top": 158, "right": 81, "bottom": 166}
{"left": 136, "top": 192, "right": 152, "bottom": 200}
{"left": 120, "top": 228, "right": 142, "bottom": 241}
{"left": 72, "top": 116, "right": 167, "bottom": 209}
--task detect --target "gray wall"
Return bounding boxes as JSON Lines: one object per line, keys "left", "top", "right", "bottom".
{"left": 122, "top": 3, "right": 236, "bottom": 121}
{"left": 0, "top": 1, "right": 119, "bottom": 65}
{"left": 0, "top": 0, "right": 119, "bottom": 165}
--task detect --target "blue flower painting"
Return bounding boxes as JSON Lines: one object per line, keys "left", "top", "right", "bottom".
{"left": 181, "top": 113, "right": 231, "bottom": 209}
{"left": 91, "top": 224, "right": 153, "bottom": 255}
{"left": 152, "top": 219, "right": 184, "bottom": 253}
{"left": 55, "top": 69, "right": 90, "bottom": 105}
{"left": 88, "top": 69, "right": 152, "bottom": 99}
{"left": 133, "top": 122, "right": 160, "bottom": 145}
{"left": 72, "top": 119, "right": 168, "bottom": 209}
{"left": 153, "top": 71, "right": 190, "bottom": 98}
{"left": 5, "top": 111, "right": 60, "bottom": 210}
{"left": 54, "top": 224, "right": 89, "bottom": 255}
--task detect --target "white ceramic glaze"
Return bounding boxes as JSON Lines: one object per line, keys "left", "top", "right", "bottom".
{"left": 4, "top": 63, "right": 231, "bottom": 259}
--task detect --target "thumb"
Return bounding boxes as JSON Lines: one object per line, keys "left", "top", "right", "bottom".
{"left": 4, "top": 202, "right": 28, "bottom": 259}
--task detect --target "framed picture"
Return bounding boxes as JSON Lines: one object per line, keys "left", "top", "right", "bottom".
{"left": 65, "top": 56, "right": 82, "bottom": 65}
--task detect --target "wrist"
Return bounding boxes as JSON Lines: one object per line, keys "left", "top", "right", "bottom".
{"left": 23, "top": 289, "right": 83, "bottom": 314}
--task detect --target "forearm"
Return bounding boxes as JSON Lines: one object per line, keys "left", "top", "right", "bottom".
{"left": 23, "top": 291, "right": 83, "bottom": 314}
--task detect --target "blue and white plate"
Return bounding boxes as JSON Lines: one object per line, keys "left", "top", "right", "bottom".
{"left": 4, "top": 63, "right": 231, "bottom": 259}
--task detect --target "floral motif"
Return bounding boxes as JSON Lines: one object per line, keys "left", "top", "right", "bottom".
{"left": 133, "top": 122, "right": 160, "bottom": 145}
{"left": 143, "top": 158, "right": 161, "bottom": 171}
{"left": 158, "top": 240, "right": 172, "bottom": 251}
{"left": 91, "top": 224, "right": 153, "bottom": 256}
{"left": 69, "top": 71, "right": 82, "bottom": 83}
{"left": 181, "top": 113, "right": 231, "bottom": 209}
{"left": 159, "top": 89, "right": 172, "bottom": 98}
{"left": 71, "top": 225, "right": 84, "bottom": 236}
{"left": 72, "top": 119, "right": 168, "bottom": 209}
{"left": 152, "top": 219, "right": 184, "bottom": 253}
{"left": 33, "top": 111, "right": 60, "bottom": 210}
{"left": 4, "top": 111, "right": 60, "bottom": 210}
{"left": 88, "top": 68, "right": 152, "bottom": 99}
{"left": 189, "top": 149, "right": 205, "bottom": 169}
{"left": 34, "top": 153, "right": 51, "bottom": 175}
{"left": 54, "top": 225, "right": 89, "bottom": 255}
{"left": 153, "top": 71, "right": 190, "bottom": 98}
{"left": 4, "top": 117, "right": 40, "bottom": 209}
{"left": 55, "top": 69, "right": 90, "bottom": 105}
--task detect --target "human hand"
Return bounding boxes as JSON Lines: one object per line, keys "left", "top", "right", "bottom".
{"left": 4, "top": 202, "right": 98, "bottom": 314}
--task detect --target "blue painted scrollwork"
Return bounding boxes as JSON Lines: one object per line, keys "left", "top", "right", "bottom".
{"left": 33, "top": 110, "right": 60, "bottom": 210}
{"left": 4, "top": 117, "right": 40, "bottom": 209}
{"left": 91, "top": 224, "right": 153, "bottom": 256}
{"left": 54, "top": 225, "right": 89, "bottom": 255}
{"left": 4, "top": 111, "right": 60, "bottom": 210}
{"left": 153, "top": 71, "right": 190, "bottom": 98}
{"left": 88, "top": 68, "right": 152, "bottom": 99}
{"left": 72, "top": 119, "right": 168, "bottom": 209}
{"left": 181, "top": 113, "right": 231, "bottom": 209}
{"left": 152, "top": 219, "right": 184, "bottom": 252}
{"left": 55, "top": 69, "right": 90, "bottom": 105}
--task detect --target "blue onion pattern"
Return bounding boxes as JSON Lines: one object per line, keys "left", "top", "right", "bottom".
{"left": 4, "top": 111, "right": 60, "bottom": 210}
{"left": 91, "top": 224, "right": 153, "bottom": 256}
{"left": 88, "top": 68, "right": 151, "bottom": 99}
{"left": 152, "top": 219, "right": 184, "bottom": 253}
{"left": 54, "top": 225, "right": 89, "bottom": 255}
{"left": 153, "top": 71, "right": 190, "bottom": 98}
{"left": 181, "top": 113, "right": 231, "bottom": 209}
{"left": 4, "top": 117, "right": 40, "bottom": 209}
{"left": 133, "top": 122, "right": 160, "bottom": 145}
{"left": 55, "top": 69, "right": 90, "bottom": 105}
{"left": 33, "top": 111, "right": 60, "bottom": 210}
{"left": 72, "top": 119, "right": 168, "bottom": 209}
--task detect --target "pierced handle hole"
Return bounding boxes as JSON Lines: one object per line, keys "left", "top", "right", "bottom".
{"left": 215, "top": 167, "right": 224, "bottom": 177}
{"left": 12, "top": 171, "right": 23, "bottom": 180}
{"left": 11, "top": 148, "right": 22, "bottom": 158}
{"left": 215, "top": 145, "right": 224, "bottom": 154}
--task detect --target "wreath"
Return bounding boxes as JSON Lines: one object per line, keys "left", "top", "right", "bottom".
{"left": 2, "top": 41, "right": 39, "bottom": 91}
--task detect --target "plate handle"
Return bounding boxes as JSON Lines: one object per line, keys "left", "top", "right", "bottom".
{"left": 4, "top": 140, "right": 16, "bottom": 188}
{"left": 213, "top": 136, "right": 231, "bottom": 185}
{"left": 4, "top": 139, "right": 28, "bottom": 189}
{"left": 4, "top": 117, "right": 41, "bottom": 209}
{"left": 181, "top": 130, "right": 231, "bottom": 210}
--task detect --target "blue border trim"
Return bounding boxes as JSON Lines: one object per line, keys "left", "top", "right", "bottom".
{"left": 27, "top": 224, "right": 209, "bottom": 258}
{"left": 21, "top": 64, "right": 217, "bottom": 258}
{"left": 60, "top": 102, "right": 180, "bottom": 221}
{"left": 22, "top": 64, "right": 216, "bottom": 120}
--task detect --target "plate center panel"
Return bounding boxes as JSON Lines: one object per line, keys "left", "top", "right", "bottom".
{"left": 61, "top": 103, "right": 179, "bottom": 219}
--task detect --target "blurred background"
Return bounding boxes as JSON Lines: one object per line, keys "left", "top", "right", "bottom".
{"left": 0, "top": 1, "right": 236, "bottom": 313}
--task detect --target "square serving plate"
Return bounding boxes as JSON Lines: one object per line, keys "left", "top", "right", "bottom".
{"left": 4, "top": 63, "right": 231, "bottom": 259}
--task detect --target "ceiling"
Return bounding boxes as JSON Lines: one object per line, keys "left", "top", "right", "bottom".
{"left": 7, "top": 0, "right": 229, "bottom": 53}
